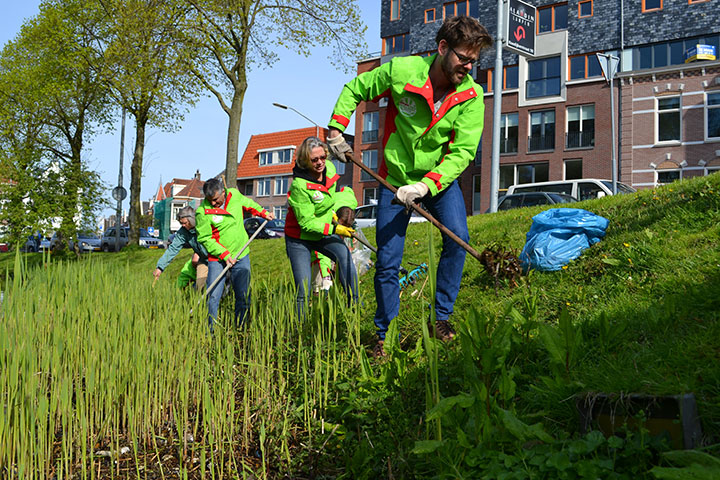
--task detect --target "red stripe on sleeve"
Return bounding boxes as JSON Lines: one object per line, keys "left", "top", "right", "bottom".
{"left": 243, "top": 206, "right": 265, "bottom": 217}
{"left": 425, "top": 172, "right": 443, "bottom": 191}
{"left": 331, "top": 114, "right": 350, "bottom": 128}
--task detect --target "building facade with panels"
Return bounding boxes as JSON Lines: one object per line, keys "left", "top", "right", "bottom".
{"left": 369, "top": 0, "right": 720, "bottom": 214}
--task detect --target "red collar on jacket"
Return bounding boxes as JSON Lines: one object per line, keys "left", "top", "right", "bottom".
{"left": 404, "top": 77, "right": 478, "bottom": 135}
{"left": 305, "top": 173, "right": 340, "bottom": 193}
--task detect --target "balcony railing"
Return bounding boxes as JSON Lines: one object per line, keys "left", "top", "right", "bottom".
{"left": 566, "top": 130, "right": 594, "bottom": 149}
{"left": 528, "top": 134, "right": 555, "bottom": 152}
{"left": 362, "top": 130, "right": 379, "bottom": 143}
{"left": 500, "top": 137, "right": 518, "bottom": 154}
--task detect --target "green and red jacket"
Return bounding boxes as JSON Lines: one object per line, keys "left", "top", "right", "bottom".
{"left": 328, "top": 54, "right": 485, "bottom": 196}
{"left": 196, "top": 188, "right": 269, "bottom": 262}
{"left": 285, "top": 161, "right": 357, "bottom": 241}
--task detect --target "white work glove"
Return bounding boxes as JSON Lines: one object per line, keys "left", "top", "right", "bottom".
{"left": 327, "top": 134, "right": 353, "bottom": 163}
{"left": 395, "top": 182, "right": 430, "bottom": 208}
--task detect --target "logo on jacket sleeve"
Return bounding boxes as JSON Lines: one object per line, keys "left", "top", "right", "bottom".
{"left": 398, "top": 97, "right": 417, "bottom": 117}
{"left": 311, "top": 191, "right": 325, "bottom": 203}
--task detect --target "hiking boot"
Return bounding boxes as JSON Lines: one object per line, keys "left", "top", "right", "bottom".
{"left": 372, "top": 339, "right": 387, "bottom": 358}
{"left": 428, "top": 320, "right": 456, "bottom": 341}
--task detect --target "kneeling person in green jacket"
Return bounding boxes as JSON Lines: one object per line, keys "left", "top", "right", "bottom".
{"left": 177, "top": 253, "right": 204, "bottom": 289}
{"left": 153, "top": 206, "right": 208, "bottom": 290}
{"left": 196, "top": 178, "right": 274, "bottom": 329}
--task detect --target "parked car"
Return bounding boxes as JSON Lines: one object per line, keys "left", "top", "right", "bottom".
{"left": 22, "top": 235, "right": 41, "bottom": 252}
{"left": 506, "top": 179, "right": 635, "bottom": 201}
{"left": 101, "top": 227, "right": 164, "bottom": 251}
{"left": 0, "top": 243, "right": 8, "bottom": 253}
{"left": 244, "top": 217, "right": 285, "bottom": 239}
{"left": 69, "top": 233, "right": 102, "bottom": 252}
{"left": 495, "top": 192, "right": 578, "bottom": 212}
{"left": 102, "top": 227, "right": 127, "bottom": 251}
{"left": 354, "top": 204, "right": 427, "bottom": 229}
{"left": 39, "top": 236, "right": 51, "bottom": 251}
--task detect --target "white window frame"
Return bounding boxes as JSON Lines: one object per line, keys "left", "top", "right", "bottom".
{"left": 500, "top": 113, "right": 519, "bottom": 154}
{"left": 258, "top": 146, "right": 295, "bottom": 166}
{"left": 363, "top": 187, "right": 378, "bottom": 205}
{"left": 655, "top": 168, "right": 682, "bottom": 186}
{"left": 257, "top": 177, "right": 272, "bottom": 197}
{"left": 361, "top": 150, "right": 378, "bottom": 182}
{"left": 274, "top": 176, "right": 289, "bottom": 196}
{"left": 655, "top": 96, "right": 681, "bottom": 144}
{"left": 705, "top": 91, "right": 720, "bottom": 141}
{"left": 362, "top": 111, "right": 379, "bottom": 143}
{"left": 499, "top": 163, "right": 550, "bottom": 190}
{"left": 529, "top": 109, "right": 556, "bottom": 151}
{"left": 705, "top": 167, "right": 720, "bottom": 177}
{"left": 566, "top": 104, "right": 595, "bottom": 148}
{"left": 273, "top": 205, "right": 287, "bottom": 220}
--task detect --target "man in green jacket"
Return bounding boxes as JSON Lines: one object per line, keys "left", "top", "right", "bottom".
{"left": 196, "top": 178, "right": 274, "bottom": 329}
{"left": 326, "top": 16, "right": 492, "bottom": 357}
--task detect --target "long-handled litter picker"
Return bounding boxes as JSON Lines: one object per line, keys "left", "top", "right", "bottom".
{"left": 334, "top": 218, "right": 417, "bottom": 276}
{"left": 190, "top": 219, "right": 269, "bottom": 318}
{"left": 334, "top": 216, "right": 428, "bottom": 292}
{"left": 346, "top": 156, "right": 484, "bottom": 264}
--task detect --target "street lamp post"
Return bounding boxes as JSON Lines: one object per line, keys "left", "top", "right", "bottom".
{"left": 596, "top": 53, "right": 620, "bottom": 194}
{"left": 272, "top": 102, "right": 320, "bottom": 138}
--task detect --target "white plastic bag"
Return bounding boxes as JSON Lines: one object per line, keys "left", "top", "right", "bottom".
{"left": 345, "top": 227, "right": 374, "bottom": 276}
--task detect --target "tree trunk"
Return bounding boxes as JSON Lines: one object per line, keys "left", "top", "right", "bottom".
{"left": 57, "top": 135, "right": 84, "bottom": 252}
{"left": 128, "top": 116, "right": 146, "bottom": 246}
{"left": 225, "top": 82, "right": 247, "bottom": 189}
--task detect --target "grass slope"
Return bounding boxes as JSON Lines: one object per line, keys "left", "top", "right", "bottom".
{"left": 5, "top": 173, "right": 720, "bottom": 478}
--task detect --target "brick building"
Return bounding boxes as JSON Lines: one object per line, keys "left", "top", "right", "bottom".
{"left": 236, "top": 127, "right": 354, "bottom": 219}
{"left": 357, "top": 0, "right": 720, "bottom": 214}
{"left": 352, "top": 56, "right": 384, "bottom": 207}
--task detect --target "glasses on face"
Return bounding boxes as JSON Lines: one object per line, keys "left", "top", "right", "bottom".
{"left": 449, "top": 46, "right": 478, "bottom": 66}
{"left": 310, "top": 154, "right": 327, "bottom": 163}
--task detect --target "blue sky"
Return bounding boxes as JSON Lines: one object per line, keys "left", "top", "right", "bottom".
{"left": 0, "top": 1, "right": 380, "bottom": 217}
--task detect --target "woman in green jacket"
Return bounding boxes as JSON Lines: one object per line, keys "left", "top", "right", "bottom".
{"left": 284, "top": 136, "right": 359, "bottom": 319}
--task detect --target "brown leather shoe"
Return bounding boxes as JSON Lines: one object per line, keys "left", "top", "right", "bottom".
{"left": 428, "top": 320, "right": 456, "bottom": 341}
{"left": 372, "top": 339, "right": 387, "bottom": 358}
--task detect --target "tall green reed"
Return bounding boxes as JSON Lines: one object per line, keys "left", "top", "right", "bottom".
{"left": 1, "top": 248, "right": 367, "bottom": 478}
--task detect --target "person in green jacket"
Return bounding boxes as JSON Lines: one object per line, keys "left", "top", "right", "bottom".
{"left": 196, "top": 178, "right": 274, "bottom": 329}
{"left": 177, "top": 255, "right": 200, "bottom": 289}
{"left": 311, "top": 251, "right": 334, "bottom": 293}
{"left": 325, "top": 15, "right": 492, "bottom": 357}
{"left": 153, "top": 206, "right": 208, "bottom": 290}
{"left": 284, "top": 136, "right": 358, "bottom": 319}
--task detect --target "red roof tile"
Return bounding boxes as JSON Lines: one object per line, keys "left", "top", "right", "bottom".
{"left": 236, "top": 127, "right": 329, "bottom": 179}
{"left": 175, "top": 177, "right": 205, "bottom": 199}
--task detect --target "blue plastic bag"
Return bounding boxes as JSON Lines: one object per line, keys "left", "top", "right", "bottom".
{"left": 520, "top": 208, "right": 609, "bottom": 272}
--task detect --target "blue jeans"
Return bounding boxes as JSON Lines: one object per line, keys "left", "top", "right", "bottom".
{"left": 206, "top": 255, "right": 251, "bottom": 329}
{"left": 374, "top": 180, "right": 469, "bottom": 340}
{"left": 285, "top": 235, "right": 359, "bottom": 319}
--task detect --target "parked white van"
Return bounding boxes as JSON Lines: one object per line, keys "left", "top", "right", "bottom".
{"left": 506, "top": 179, "right": 635, "bottom": 201}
